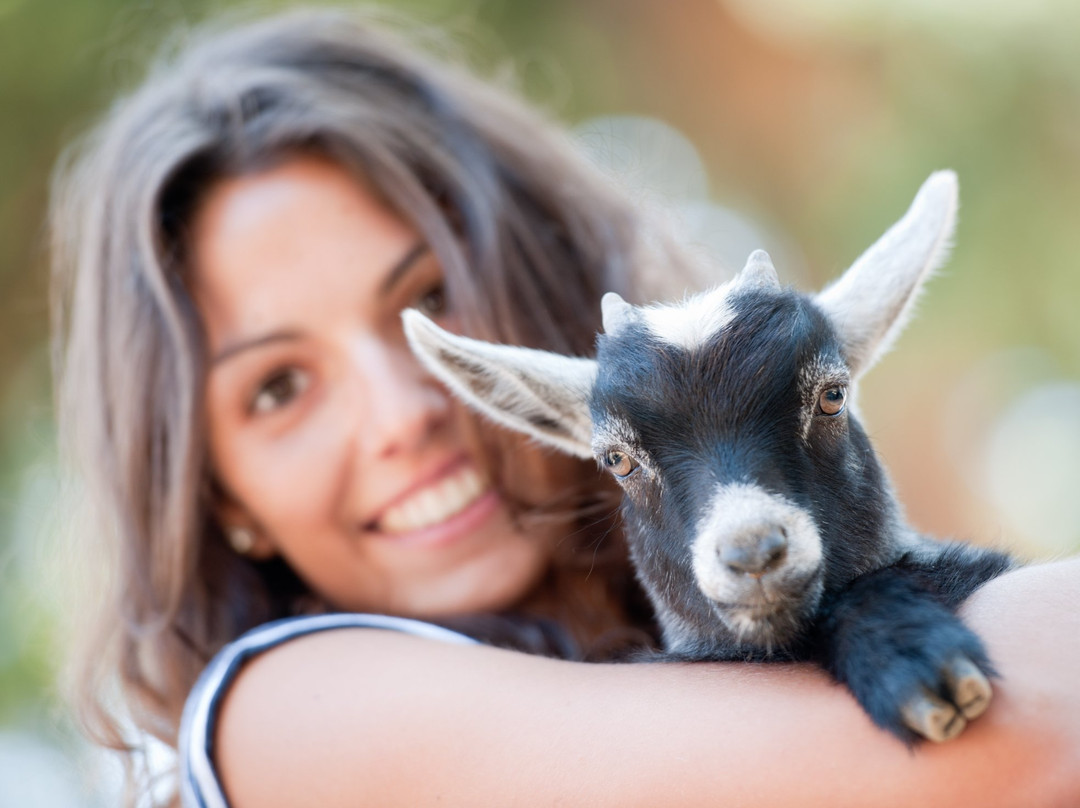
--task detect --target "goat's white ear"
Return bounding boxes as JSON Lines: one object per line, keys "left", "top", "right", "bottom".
{"left": 815, "top": 170, "right": 958, "bottom": 378}
{"left": 402, "top": 309, "right": 596, "bottom": 458}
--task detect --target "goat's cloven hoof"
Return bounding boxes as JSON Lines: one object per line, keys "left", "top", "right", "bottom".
{"left": 899, "top": 654, "right": 993, "bottom": 742}
{"left": 943, "top": 654, "right": 993, "bottom": 720}
{"left": 900, "top": 690, "right": 967, "bottom": 742}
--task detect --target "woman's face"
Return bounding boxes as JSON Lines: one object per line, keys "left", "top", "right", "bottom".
{"left": 192, "top": 155, "right": 562, "bottom": 617}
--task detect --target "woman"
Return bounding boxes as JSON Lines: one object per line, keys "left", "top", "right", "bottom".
{"left": 51, "top": 8, "right": 1079, "bottom": 807}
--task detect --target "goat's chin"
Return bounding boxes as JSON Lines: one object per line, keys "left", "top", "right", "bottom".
{"left": 709, "top": 570, "right": 824, "bottom": 654}
{"left": 715, "top": 602, "right": 807, "bottom": 652}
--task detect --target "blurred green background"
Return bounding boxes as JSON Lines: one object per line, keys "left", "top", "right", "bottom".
{"left": 2, "top": 0, "right": 1079, "bottom": 802}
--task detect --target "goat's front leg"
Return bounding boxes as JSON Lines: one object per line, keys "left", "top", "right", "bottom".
{"left": 814, "top": 567, "right": 996, "bottom": 744}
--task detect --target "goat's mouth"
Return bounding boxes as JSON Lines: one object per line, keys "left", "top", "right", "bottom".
{"left": 708, "top": 564, "right": 822, "bottom": 611}
{"left": 709, "top": 597, "right": 783, "bottom": 620}
{"left": 708, "top": 569, "right": 824, "bottom": 649}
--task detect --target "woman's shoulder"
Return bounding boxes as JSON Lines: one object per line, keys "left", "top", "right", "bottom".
{"left": 179, "top": 613, "right": 477, "bottom": 807}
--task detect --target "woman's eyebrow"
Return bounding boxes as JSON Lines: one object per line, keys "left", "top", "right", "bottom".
{"left": 378, "top": 241, "right": 430, "bottom": 296}
{"left": 211, "top": 331, "right": 302, "bottom": 367}
{"left": 210, "top": 243, "right": 429, "bottom": 367}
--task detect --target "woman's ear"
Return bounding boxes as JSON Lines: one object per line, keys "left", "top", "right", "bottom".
{"left": 211, "top": 485, "right": 278, "bottom": 560}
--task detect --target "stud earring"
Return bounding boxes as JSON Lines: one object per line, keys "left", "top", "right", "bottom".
{"left": 227, "top": 526, "right": 256, "bottom": 555}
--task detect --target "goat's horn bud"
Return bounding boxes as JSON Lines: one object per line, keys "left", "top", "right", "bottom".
{"left": 738, "top": 250, "right": 781, "bottom": 290}
{"left": 601, "top": 291, "right": 636, "bottom": 336}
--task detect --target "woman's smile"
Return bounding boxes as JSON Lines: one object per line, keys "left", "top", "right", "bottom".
{"left": 368, "top": 460, "right": 498, "bottom": 543}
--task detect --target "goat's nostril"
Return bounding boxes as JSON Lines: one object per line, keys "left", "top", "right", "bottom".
{"left": 760, "top": 529, "right": 788, "bottom": 569}
{"left": 720, "top": 545, "right": 754, "bottom": 576}
{"left": 719, "top": 528, "right": 789, "bottom": 576}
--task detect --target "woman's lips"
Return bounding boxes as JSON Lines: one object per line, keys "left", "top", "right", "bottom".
{"left": 377, "top": 464, "right": 491, "bottom": 535}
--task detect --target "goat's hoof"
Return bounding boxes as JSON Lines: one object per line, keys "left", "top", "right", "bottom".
{"left": 898, "top": 654, "right": 993, "bottom": 742}
{"left": 943, "top": 654, "right": 993, "bottom": 720}
{"left": 900, "top": 690, "right": 967, "bottom": 742}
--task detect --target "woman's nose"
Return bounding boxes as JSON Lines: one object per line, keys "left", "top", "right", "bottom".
{"left": 347, "top": 336, "right": 451, "bottom": 459}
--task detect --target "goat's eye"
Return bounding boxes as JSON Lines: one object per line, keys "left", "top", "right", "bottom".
{"left": 603, "top": 450, "right": 639, "bottom": 479}
{"left": 818, "top": 385, "right": 847, "bottom": 416}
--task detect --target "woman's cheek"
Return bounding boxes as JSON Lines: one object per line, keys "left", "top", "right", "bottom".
{"left": 233, "top": 398, "right": 354, "bottom": 535}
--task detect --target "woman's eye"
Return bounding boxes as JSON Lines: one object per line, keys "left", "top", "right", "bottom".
{"left": 603, "top": 450, "right": 639, "bottom": 479}
{"left": 251, "top": 368, "right": 311, "bottom": 414}
{"left": 818, "top": 385, "right": 847, "bottom": 416}
{"left": 415, "top": 281, "right": 447, "bottom": 317}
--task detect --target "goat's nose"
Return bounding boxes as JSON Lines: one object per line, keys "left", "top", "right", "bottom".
{"left": 719, "top": 528, "right": 788, "bottom": 577}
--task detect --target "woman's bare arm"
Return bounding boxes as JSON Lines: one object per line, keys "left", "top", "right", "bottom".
{"left": 215, "top": 557, "right": 1080, "bottom": 807}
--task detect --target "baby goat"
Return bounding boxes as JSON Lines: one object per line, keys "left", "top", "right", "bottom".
{"left": 404, "top": 171, "right": 1014, "bottom": 744}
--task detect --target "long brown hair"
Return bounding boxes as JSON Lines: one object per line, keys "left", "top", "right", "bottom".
{"left": 51, "top": 6, "right": 694, "bottom": 797}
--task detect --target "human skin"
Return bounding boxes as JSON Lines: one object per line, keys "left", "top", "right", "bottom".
{"left": 193, "top": 155, "right": 574, "bottom": 617}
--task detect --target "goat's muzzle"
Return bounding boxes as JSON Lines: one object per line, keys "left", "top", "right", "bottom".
{"left": 692, "top": 483, "right": 824, "bottom": 646}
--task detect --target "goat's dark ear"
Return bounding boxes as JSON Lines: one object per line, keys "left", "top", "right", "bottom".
{"left": 402, "top": 310, "right": 596, "bottom": 458}
{"left": 815, "top": 171, "right": 958, "bottom": 378}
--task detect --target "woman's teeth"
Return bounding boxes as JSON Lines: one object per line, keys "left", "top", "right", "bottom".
{"left": 378, "top": 466, "right": 488, "bottom": 534}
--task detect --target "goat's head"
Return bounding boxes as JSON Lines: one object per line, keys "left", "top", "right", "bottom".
{"left": 404, "top": 171, "right": 958, "bottom": 656}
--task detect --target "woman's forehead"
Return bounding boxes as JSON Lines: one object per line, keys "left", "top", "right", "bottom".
{"left": 188, "top": 156, "right": 421, "bottom": 344}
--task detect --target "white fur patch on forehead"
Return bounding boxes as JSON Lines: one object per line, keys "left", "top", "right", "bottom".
{"left": 639, "top": 282, "right": 737, "bottom": 350}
